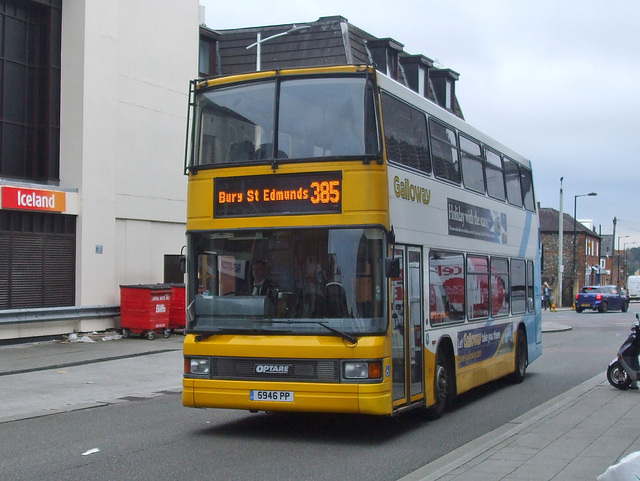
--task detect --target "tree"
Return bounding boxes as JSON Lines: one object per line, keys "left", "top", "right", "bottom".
{"left": 627, "top": 246, "right": 640, "bottom": 277}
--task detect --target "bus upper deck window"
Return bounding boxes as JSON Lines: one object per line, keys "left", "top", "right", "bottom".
{"left": 278, "top": 77, "right": 378, "bottom": 160}
{"left": 195, "top": 81, "right": 276, "bottom": 166}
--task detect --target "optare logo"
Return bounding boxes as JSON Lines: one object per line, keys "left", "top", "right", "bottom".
{"left": 255, "top": 364, "right": 290, "bottom": 374}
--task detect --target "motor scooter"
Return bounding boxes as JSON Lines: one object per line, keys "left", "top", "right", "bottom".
{"left": 607, "top": 313, "right": 640, "bottom": 390}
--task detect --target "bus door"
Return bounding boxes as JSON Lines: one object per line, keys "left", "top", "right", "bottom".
{"left": 391, "top": 246, "right": 424, "bottom": 405}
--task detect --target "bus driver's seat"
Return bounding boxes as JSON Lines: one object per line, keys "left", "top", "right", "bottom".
{"left": 324, "top": 282, "right": 348, "bottom": 318}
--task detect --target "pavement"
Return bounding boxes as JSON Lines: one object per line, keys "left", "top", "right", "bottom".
{"left": 0, "top": 331, "right": 185, "bottom": 424}
{"left": 1, "top": 321, "right": 639, "bottom": 481}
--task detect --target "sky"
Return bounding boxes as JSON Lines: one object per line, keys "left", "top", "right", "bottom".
{"left": 200, "top": 0, "right": 640, "bottom": 248}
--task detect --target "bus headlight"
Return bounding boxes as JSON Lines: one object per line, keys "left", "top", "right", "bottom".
{"left": 343, "top": 361, "right": 382, "bottom": 381}
{"left": 186, "top": 357, "right": 210, "bottom": 376}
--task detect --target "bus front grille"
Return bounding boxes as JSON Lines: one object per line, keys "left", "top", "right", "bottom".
{"left": 210, "top": 357, "right": 340, "bottom": 383}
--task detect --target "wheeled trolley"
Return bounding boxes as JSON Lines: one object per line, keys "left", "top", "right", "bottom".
{"left": 120, "top": 284, "right": 171, "bottom": 340}
{"left": 168, "top": 283, "right": 186, "bottom": 334}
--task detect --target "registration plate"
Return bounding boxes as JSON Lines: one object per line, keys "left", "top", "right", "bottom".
{"left": 581, "top": 303, "right": 591, "bottom": 307}
{"left": 250, "top": 390, "right": 294, "bottom": 402}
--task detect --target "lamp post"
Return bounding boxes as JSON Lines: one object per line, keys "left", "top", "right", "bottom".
{"left": 572, "top": 192, "right": 597, "bottom": 291}
{"left": 246, "top": 25, "right": 311, "bottom": 71}
{"left": 557, "top": 177, "right": 564, "bottom": 308}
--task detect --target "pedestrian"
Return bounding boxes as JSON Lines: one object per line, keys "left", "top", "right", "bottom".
{"left": 542, "top": 282, "right": 551, "bottom": 310}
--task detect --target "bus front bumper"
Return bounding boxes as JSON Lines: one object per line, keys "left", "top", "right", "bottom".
{"left": 183, "top": 378, "right": 393, "bottom": 415}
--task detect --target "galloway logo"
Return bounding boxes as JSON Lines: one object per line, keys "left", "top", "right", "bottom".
{"left": 255, "top": 364, "right": 290, "bottom": 374}
{"left": 393, "top": 176, "right": 431, "bottom": 206}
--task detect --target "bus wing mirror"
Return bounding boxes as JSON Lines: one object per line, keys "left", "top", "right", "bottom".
{"left": 385, "top": 257, "right": 400, "bottom": 278}
{"left": 386, "top": 227, "right": 395, "bottom": 246}
{"left": 179, "top": 245, "right": 186, "bottom": 274}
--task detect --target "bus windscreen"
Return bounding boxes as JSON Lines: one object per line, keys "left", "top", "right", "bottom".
{"left": 193, "top": 76, "right": 380, "bottom": 167}
{"left": 188, "top": 227, "right": 386, "bottom": 336}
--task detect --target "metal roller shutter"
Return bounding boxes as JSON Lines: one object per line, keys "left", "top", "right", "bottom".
{"left": 0, "top": 211, "right": 75, "bottom": 309}
{"left": 44, "top": 235, "right": 75, "bottom": 306}
{"left": 0, "top": 233, "right": 9, "bottom": 309}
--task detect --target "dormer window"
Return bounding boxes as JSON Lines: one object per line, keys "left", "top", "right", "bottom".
{"left": 399, "top": 54, "right": 433, "bottom": 99}
{"left": 445, "top": 79, "right": 453, "bottom": 110}
{"left": 367, "top": 38, "right": 404, "bottom": 81}
{"left": 199, "top": 29, "right": 221, "bottom": 77}
{"left": 430, "top": 68, "right": 460, "bottom": 112}
{"left": 418, "top": 68, "right": 425, "bottom": 96}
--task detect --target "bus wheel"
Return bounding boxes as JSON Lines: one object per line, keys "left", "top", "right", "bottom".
{"left": 510, "top": 327, "right": 527, "bottom": 384}
{"left": 428, "top": 353, "right": 452, "bottom": 419}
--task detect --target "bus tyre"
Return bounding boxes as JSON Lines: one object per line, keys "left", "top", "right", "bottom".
{"left": 510, "top": 328, "right": 527, "bottom": 384}
{"left": 428, "top": 353, "right": 453, "bottom": 419}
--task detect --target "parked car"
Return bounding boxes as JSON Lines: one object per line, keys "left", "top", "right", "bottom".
{"left": 575, "top": 285, "right": 629, "bottom": 313}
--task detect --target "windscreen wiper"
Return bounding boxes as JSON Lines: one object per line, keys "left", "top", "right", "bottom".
{"left": 253, "top": 319, "right": 358, "bottom": 344}
{"left": 193, "top": 328, "right": 244, "bottom": 342}
{"left": 318, "top": 322, "right": 358, "bottom": 344}
{"left": 194, "top": 331, "right": 229, "bottom": 342}
{"left": 194, "top": 327, "right": 293, "bottom": 342}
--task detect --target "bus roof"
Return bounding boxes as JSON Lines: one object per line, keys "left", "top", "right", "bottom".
{"left": 193, "top": 64, "right": 531, "bottom": 170}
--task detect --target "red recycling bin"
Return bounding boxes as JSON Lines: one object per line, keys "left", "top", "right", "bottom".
{"left": 168, "top": 283, "right": 186, "bottom": 333}
{"left": 120, "top": 284, "right": 172, "bottom": 340}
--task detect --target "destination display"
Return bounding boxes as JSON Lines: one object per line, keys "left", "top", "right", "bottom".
{"left": 214, "top": 172, "right": 342, "bottom": 217}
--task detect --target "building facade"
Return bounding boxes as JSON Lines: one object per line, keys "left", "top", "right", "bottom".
{"left": 0, "top": 0, "right": 198, "bottom": 339}
{"left": 601, "top": 235, "right": 635, "bottom": 288}
{"left": 539, "top": 207, "right": 602, "bottom": 307}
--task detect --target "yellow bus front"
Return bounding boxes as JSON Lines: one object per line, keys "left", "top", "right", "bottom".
{"left": 183, "top": 333, "right": 393, "bottom": 415}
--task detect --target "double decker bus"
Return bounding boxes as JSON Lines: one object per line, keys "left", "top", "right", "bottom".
{"left": 182, "top": 65, "right": 542, "bottom": 417}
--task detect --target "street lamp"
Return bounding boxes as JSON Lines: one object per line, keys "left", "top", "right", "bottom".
{"left": 572, "top": 192, "right": 597, "bottom": 289}
{"left": 618, "top": 235, "right": 629, "bottom": 250}
{"left": 557, "top": 177, "right": 564, "bottom": 308}
{"left": 246, "top": 25, "right": 311, "bottom": 71}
